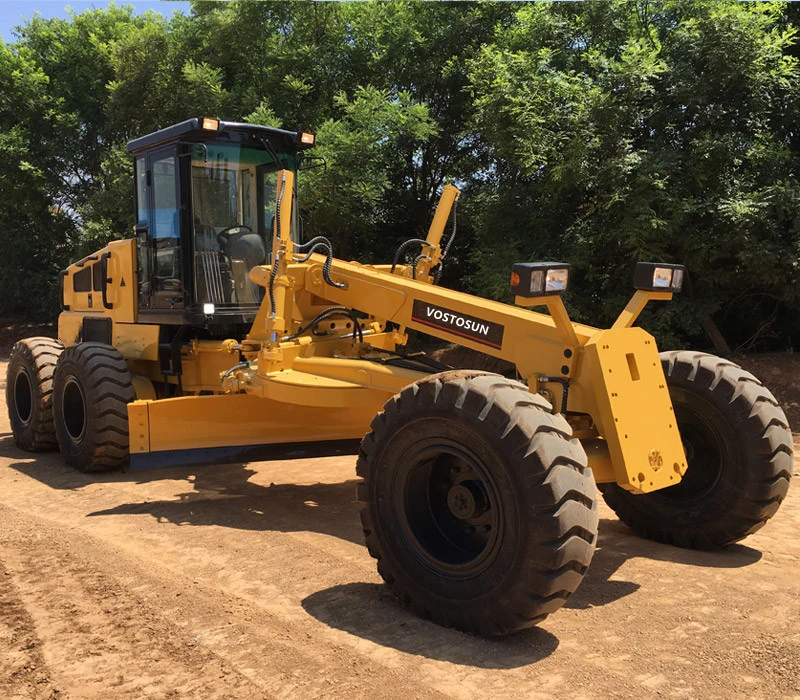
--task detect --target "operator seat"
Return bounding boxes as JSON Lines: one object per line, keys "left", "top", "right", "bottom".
{"left": 225, "top": 230, "right": 267, "bottom": 304}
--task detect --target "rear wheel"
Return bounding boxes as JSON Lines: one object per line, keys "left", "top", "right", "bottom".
{"left": 53, "top": 343, "right": 134, "bottom": 472}
{"left": 600, "top": 351, "right": 793, "bottom": 549}
{"left": 5, "top": 337, "right": 64, "bottom": 451}
{"left": 357, "top": 371, "right": 599, "bottom": 636}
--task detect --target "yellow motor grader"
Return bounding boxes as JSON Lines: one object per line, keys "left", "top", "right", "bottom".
{"left": 6, "top": 117, "right": 793, "bottom": 635}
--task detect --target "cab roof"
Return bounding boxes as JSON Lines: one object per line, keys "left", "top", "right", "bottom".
{"left": 126, "top": 117, "right": 315, "bottom": 155}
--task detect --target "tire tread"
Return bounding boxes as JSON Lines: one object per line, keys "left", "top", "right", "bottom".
{"left": 5, "top": 337, "right": 65, "bottom": 451}
{"left": 53, "top": 342, "right": 134, "bottom": 472}
{"left": 357, "top": 370, "right": 599, "bottom": 635}
{"left": 601, "top": 351, "right": 793, "bottom": 549}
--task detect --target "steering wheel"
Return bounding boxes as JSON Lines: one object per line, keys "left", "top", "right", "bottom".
{"left": 217, "top": 224, "right": 253, "bottom": 249}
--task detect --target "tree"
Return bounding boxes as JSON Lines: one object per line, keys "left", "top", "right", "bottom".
{"left": 0, "top": 40, "right": 75, "bottom": 316}
{"left": 1, "top": 0, "right": 798, "bottom": 351}
{"left": 466, "top": 1, "right": 800, "bottom": 350}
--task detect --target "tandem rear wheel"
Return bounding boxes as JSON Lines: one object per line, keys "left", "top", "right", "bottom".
{"left": 357, "top": 371, "right": 599, "bottom": 636}
{"left": 6, "top": 337, "right": 64, "bottom": 451}
{"left": 52, "top": 342, "right": 135, "bottom": 472}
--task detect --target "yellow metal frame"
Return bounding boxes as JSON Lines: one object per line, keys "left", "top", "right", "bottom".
{"left": 59, "top": 168, "right": 687, "bottom": 493}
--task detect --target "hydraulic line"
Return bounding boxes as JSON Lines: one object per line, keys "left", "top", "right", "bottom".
{"left": 221, "top": 362, "right": 252, "bottom": 387}
{"left": 293, "top": 236, "right": 347, "bottom": 289}
{"left": 390, "top": 238, "right": 429, "bottom": 275}
{"left": 268, "top": 173, "right": 288, "bottom": 318}
{"left": 284, "top": 306, "right": 364, "bottom": 343}
{"left": 440, "top": 194, "right": 458, "bottom": 260}
{"left": 412, "top": 254, "right": 432, "bottom": 280}
{"left": 434, "top": 195, "right": 458, "bottom": 284}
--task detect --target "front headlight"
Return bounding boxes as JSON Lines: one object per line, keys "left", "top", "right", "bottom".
{"left": 511, "top": 262, "right": 570, "bottom": 298}
{"left": 633, "top": 262, "right": 686, "bottom": 293}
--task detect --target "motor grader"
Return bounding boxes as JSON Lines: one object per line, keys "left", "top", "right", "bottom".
{"left": 6, "top": 117, "right": 793, "bottom": 636}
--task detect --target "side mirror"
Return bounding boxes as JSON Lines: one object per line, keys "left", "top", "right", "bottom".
{"left": 298, "top": 154, "right": 327, "bottom": 172}
{"left": 176, "top": 142, "right": 208, "bottom": 162}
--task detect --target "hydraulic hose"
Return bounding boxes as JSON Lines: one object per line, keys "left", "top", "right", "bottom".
{"left": 293, "top": 236, "right": 347, "bottom": 289}
{"left": 284, "top": 306, "right": 364, "bottom": 343}
{"left": 268, "top": 174, "right": 288, "bottom": 318}
{"left": 390, "top": 238, "right": 429, "bottom": 275}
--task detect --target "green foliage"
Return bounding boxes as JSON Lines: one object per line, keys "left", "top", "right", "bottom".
{"left": 0, "top": 0, "right": 798, "bottom": 350}
{"left": 300, "top": 86, "right": 437, "bottom": 260}
{"left": 467, "top": 1, "right": 800, "bottom": 350}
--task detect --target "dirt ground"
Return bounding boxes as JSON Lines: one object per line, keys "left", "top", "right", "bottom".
{"left": 1, "top": 350, "right": 799, "bottom": 699}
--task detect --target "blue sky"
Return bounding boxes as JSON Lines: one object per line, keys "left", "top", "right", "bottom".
{"left": 0, "top": 1, "right": 192, "bottom": 42}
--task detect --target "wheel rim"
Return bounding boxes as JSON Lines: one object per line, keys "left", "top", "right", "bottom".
{"left": 13, "top": 369, "right": 33, "bottom": 425}
{"left": 395, "top": 439, "right": 504, "bottom": 579}
{"left": 62, "top": 376, "right": 87, "bottom": 443}
{"left": 653, "top": 401, "right": 726, "bottom": 506}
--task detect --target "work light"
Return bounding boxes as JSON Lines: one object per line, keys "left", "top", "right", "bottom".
{"left": 510, "top": 262, "right": 570, "bottom": 298}
{"left": 633, "top": 262, "right": 686, "bottom": 293}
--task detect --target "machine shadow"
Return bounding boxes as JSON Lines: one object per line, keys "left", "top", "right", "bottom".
{"left": 86, "top": 466, "right": 367, "bottom": 546}
{"left": 565, "top": 517, "right": 763, "bottom": 610}
{"left": 1, "top": 435, "right": 764, "bottom": 592}
{"left": 301, "top": 518, "right": 764, "bottom": 657}
{"left": 301, "top": 582, "right": 560, "bottom": 669}
{"left": 0, "top": 435, "right": 366, "bottom": 546}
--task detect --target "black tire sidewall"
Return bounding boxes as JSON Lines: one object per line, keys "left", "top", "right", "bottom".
{"left": 52, "top": 343, "right": 133, "bottom": 472}
{"left": 7, "top": 351, "right": 38, "bottom": 447}
{"left": 54, "top": 353, "right": 95, "bottom": 468}
{"left": 370, "top": 410, "right": 525, "bottom": 604}
{"left": 645, "top": 382, "right": 746, "bottom": 527}
{"left": 5, "top": 339, "right": 62, "bottom": 451}
{"left": 360, "top": 372, "right": 599, "bottom": 633}
{"left": 600, "top": 351, "right": 792, "bottom": 547}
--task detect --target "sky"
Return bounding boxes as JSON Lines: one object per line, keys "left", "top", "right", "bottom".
{"left": 0, "top": 0, "right": 192, "bottom": 42}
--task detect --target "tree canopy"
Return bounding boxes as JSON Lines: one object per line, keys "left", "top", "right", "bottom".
{"left": 1, "top": 0, "right": 799, "bottom": 351}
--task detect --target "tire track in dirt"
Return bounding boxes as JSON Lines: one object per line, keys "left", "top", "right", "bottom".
{"left": 0, "top": 449, "right": 587, "bottom": 699}
{"left": 0, "top": 507, "right": 274, "bottom": 699}
{"left": 0, "top": 556, "right": 62, "bottom": 700}
{"left": 0, "top": 503, "right": 449, "bottom": 700}
{"left": 2, "top": 357, "right": 800, "bottom": 699}
{"left": 2, "top": 439, "right": 799, "bottom": 699}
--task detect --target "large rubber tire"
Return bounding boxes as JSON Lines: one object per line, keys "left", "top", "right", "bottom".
{"left": 600, "top": 351, "right": 793, "bottom": 549}
{"left": 5, "top": 337, "right": 64, "bottom": 451}
{"left": 52, "top": 342, "right": 135, "bottom": 472}
{"left": 357, "top": 371, "right": 599, "bottom": 636}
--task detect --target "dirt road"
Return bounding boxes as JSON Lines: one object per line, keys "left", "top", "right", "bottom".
{"left": 1, "top": 358, "right": 798, "bottom": 700}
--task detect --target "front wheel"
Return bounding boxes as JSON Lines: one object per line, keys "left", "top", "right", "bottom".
{"left": 357, "top": 371, "right": 599, "bottom": 636}
{"left": 600, "top": 351, "right": 793, "bottom": 549}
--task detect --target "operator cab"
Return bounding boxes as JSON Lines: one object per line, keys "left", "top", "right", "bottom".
{"left": 127, "top": 117, "right": 315, "bottom": 325}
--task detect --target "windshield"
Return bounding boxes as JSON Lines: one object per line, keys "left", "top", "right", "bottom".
{"left": 190, "top": 142, "right": 297, "bottom": 308}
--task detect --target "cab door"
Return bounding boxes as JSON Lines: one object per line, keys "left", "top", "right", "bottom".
{"left": 134, "top": 147, "right": 184, "bottom": 310}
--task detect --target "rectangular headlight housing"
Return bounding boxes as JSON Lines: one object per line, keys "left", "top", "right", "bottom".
{"left": 511, "top": 262, "right": 570, "bottom": 298}
{"left": 633, "top": 262, "right": 686, "bottom": 292}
